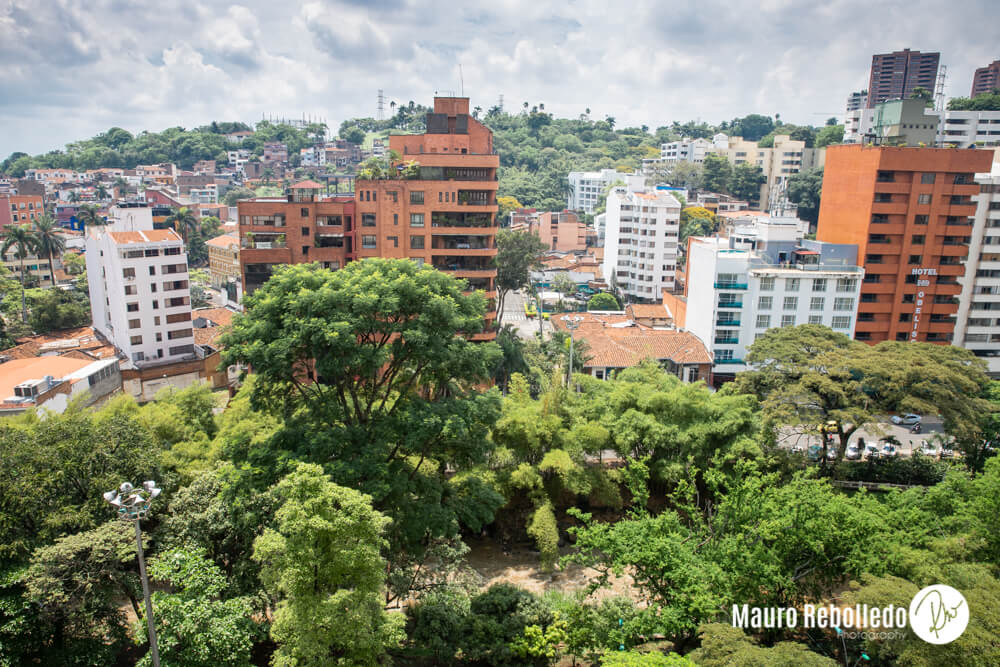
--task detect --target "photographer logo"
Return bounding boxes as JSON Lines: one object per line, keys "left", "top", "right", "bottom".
{"left": 909, "top": 585, "right": 968, "bottom": 644}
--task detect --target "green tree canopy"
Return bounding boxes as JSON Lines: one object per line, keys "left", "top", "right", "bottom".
{"left": 728, "top": 163, "right": 766, "bottom": 202}
{"left": 786, "top": 167, "right": 823, "bottom": 225}
{"left": 701, "top": 154, "right": 732, "bottom": 194}
{"left": 495, "top": 229, "right": 547, "bottom": 325}
{"left": 588, "top": 292, "right": 620, "bottom": 310}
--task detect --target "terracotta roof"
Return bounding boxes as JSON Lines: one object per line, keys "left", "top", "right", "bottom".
{"left": 5, "top": 327, "right": 103, "bottom": 360}
{"left": 552, "top": 313, "right": 710, "bottom": 369}
{"left": 290, "top": 180, "right": 324, "bottom": 189}
{"left": 206, "top": 232, "right": 239, "bottom": 249}
{"left": 627, "top": 303, "right": 670, "bottom": 319}
{"left": 0, "top": 356, "right": 96, "bottom": 403}
{"left": 107, "top": 229, "right": 182, "bottom": 244}
{"left": 192, "top": 307, "right": 236, "bottom": 346}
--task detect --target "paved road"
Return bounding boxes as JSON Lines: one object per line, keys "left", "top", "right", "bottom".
{"left": 778, "top": 417, "right": 951, "bottom": 458}
{"left": 500, "top": 290, "right": 549, "bottom": 340}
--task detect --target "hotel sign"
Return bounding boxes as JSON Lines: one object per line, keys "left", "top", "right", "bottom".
{"left": 910, "top": 268, "right": 938, "bottom": 340}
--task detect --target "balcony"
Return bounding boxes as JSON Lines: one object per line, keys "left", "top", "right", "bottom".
{"left": 431, "top": 235, "right": 494, "bottom": 251}
{"left": 714, "top": 282, "right": 748, "bottom": 290}
{"left": 431, "top": 212, "right": 496, "bottom": 229}
{"left": 716, "top": 320, "right": 741, "bottom": 328}
{"left": 714, "top": 337, "right": 740, "bottom": 345}
{"left": 432, "top": 256, "right": 495, "bottom": 275}
{"left": 718, "top": 301, "right": 743, "bottom": 309}
{"left": 714, "top": 358, "right": 745, "bottom": 365}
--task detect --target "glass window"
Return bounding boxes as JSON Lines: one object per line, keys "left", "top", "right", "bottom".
{"left": 755, "top": 314, "right": 770, "bottom": 328}
{"left": 362, "top": 213, "right": 376, "bottom": 227}
{"left": 812, "top": 279, "right": 827, "bottom": 292}
{"left": 918, "top": 194, "right": 932, "bottom": 205}
{"left": 834, "top": 297, "right": 854, "bottom": 311}
{"left": 785, "top": 278, "right": 800, "bottom": 291}
{"left": 831, "top": 316, "right": 851, "bottom": 329}
{"left": 921, "top": 173, "right": 936, "bottom": 184}
{"left": 361, "top": 235, "right": 376, "bottom": 249}
{"left": 410, "top": 191, "right": 425, "bottom": 205}
{"left": 410, "top": 213, "right": 425, "bottom": 227}
{"left": 759, "top": 277, "right": 774, "bottom": 291}
{"left": 783, "top": 296, "right": 798, "bottom": 310}
{"left": 808, "top": 315, "right": 823, "bottom": 325}
{"left": 810, "top": 297, "right": 824, "bottom": 310}
{"left": 410, "top": 235, "right": 424, "bottom": 249}
{"left": 781, "top": 314, "right": 796, "bottom": 327}
{"left": 758, "top": 296, "right": 773, "bottom": 310}
{"left": 836, "top": 278, "right": 857, "bottom": 292}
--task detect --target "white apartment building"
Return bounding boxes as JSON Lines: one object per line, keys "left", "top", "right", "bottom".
{"left": 660, "top": 134, "right": 729, "bottom": 163}
{"left": 188, "top": 185, "right": 218, "bottom": 204}
{"left": 300, "top": 145, "right": 327, "bottom": 167}
{"left": 86, "top": 206, "right": 195, "bottom": 368}
{"left": 954, "top": 162, "right": 1000, "bottom": 376}
{"left": 602, "top": 187, "right": 681, "bottom": 302}
{"left": 681, "top": 225, "right": 862, "bottom": 382}
{"left": 714, "top": 135, "right": 825, "bottom": 209}
{"left": 844, "top": 104, "right": 1000, "bottom": 148}
{"left": 846, "top": 90, "right": 868, "bottom": 113}
{"left": 567, "top": 169, "right": 645, "bottom": 213}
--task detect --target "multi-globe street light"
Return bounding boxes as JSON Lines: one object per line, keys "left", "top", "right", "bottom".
{"left": 104, "top": 480, "right": 162, "bottom": 667}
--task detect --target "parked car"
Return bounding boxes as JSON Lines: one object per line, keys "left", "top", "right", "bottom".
{"left": 807, "top": 445, "right": 823, "bottom": 461}
{"left": 940, "top": 445, "right": 956, "bottom": 459}
{"left": 882, "top": 443, "right": 898, "bottom": 457}
{"left": 919, "top": 441, "right": 937, "bottom": 457}
{"left": 891, "top": 413, "right": 922, "bottom": 426}
{"left": 845, "top": 444, "right": 861, "bottom": 460}
{"left": 826, "top": 447, "right": 838, "bottom": 461}
{"left": 865, "top": 444, "right": 881, "bottom": 460}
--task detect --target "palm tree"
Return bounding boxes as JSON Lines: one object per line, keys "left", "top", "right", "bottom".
{"left": 2, "top": 225, "right": 39, "bottom": 322}
{"left": 113, "top": 176, "right": 128, "bottom": 198}
{"left": 76, "top": 204, "right": 105, "bottom": 228}
{"left": 67, "top": 191, "right": 80, "bottom": 203}
{"left": 33, "top": 215, "right": 66, "bottom": 287}
{"left": 95, "top": 183, "right": 109, "bottom": 200}
{"left": 165, "top": 206, "right": 199, "bottom": 245}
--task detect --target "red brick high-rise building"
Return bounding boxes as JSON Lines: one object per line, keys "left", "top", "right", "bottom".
{"left": 971, "top": 60, "right": 1000, "bottom": 98}
{"left": 816, "top": 144, "right": 992, "bottom": 344}
{"left": 866, "top": 48, "right": 940, "bottom": 108}
{"left": 238, "top": 96, "right": 498, "bottom": 337}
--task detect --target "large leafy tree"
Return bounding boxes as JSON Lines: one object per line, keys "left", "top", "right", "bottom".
{"left": 701, "top": 154, "right": 732, "bottom": 194}
{"left": 495, "top": 229, "right": 547, "bottom": 325}
{"left": 728, "top": 163, "right": 766, "bottom": 203}
{"left": 1, "top": 224, "right": 38, "bottom": 322}
{"left": 253, "top": 463, "right": 403, "bottom": 666}
{"left": 732, "top": 324, "right": 991, "bottom": 465}
{"left": 220, "top": 260, "right": 503, "bottom": 595}
{"left": 786, "top": 167, "right": 823, "bottom": 225}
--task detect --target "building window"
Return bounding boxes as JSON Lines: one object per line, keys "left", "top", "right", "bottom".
{"left": 759, "top": 277, "right": 774, "bottom": 291}
{"left": 149, "top": 266, "right": 157, "bottom": 275}
{"left": 387, "top": 236, "right": 398, "bottom": 248}
{"left": 393, "top": 213, "right": 398, "bottom": 225}
{"left": 896, "top": 332, "right": 909, "bottom": 341}
{"left": 362, "top": 235, "right": 376, "bottom": 249}
{"left": 831, "top": 316, "right": 851, "bottom": 329}
{"left": 302, "top": 227, "right": 310, "bottom": 236}
{"left": 302, "top": 246, "right": 309, "bottom": 256}
{"left": 856, "top": 332, "right": 872, "bottom": 341}
{"left": 410, "top": 191, "right": 425, "bottom": 205}
{"left": 362, "top": 214, "right": 376, "bottom": 227}
{"left": 909, "top": 254, "right": 922, "bottom": 265}
{"left": 783, "top": 296, "right": 798, "bottom": 310}
{"left": 756, "top": 314, "right": 770, "bottom": 328}
{"left": 899, "top": 313, "right": 912, "bottom": 322}
{"left": 837, "top": 278, "right": 857, "bottom": 292}
{"left": 132, "top": 352, "right": 144, "bottom": 362}
{"left": 156, "top": 333, "right": 162, "bottom": 342}
{"left": 123, "top": 268, "right": 135, "bottom": 279}
{"left": 918, "top": 194, "right": 932, "bottom": 205}
{"left": 781, "top": 314, "right": 796, "bottom": 327}
{"left": 129, "top": 318, "right": 141, "bottom": 329}
{"left": 812, "top": 279, "right": 827, "bottom": 292}
{"left": 410, "top": 213, "right": 425, "bottom": 227}
{"left": 810, "top": 297, "right": 825, "bottom": 310}
{"left": 124, "top": 285, "right": 137, "bottom": 295}
{"left": 785, "top": 278, "right": 800, "bottom": 291}
{"left": 714, "top": 349, "right": 734, "bottom": 362}
{"left": 912, "top": 234, "right": 925, "bottom": 245}
{"left": 860, "top": 293, "right": 877, "bottom": 303}
{"left": 300, "top": 207, "right": 309, "bottom": 217}
{"left": 921, "top": 173, "right": 936, "bottom": 184}
{"left": 834, "top": 297, "right": 854, "bottom": 311}
{"left": 410, "top": 235, "right": 424, "bottom": 249}
{"left": 168, "top": 328, "right": 192, "bottom": 340}
{"left": 914, "top": 214, "right": 929, "bottom": 225}
{"left": 152, "top": 301, "right": 158, "bottom": 309}
{"left": 130, "top": 335, "right": 142, "bottom": 345}
{"left": 758, "top": 296, "right": 773, "bottom": 310}
{"left": 809, "top": 315, "right": 823, "bottom": 325}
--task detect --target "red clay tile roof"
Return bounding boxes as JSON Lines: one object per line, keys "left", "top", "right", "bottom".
{"left": 192, "top": 307, "right": 235, "bottom": 346}
{"left": 291, "top": 180, "right": 324, "bottom": 189}
{"left": 5, "top": 327, "right": 103, "bottom": 360}
{"left": 206, "top": 232, "right": 239, "bottom": 249}
{"left": 107, "top": 229, "right": 181, "bottom": 244}
{"left": 627, "top": 303, "right": 670, "bottom": 319}
{"left": 552, "top": 313, "right": 710, "bottom": 368}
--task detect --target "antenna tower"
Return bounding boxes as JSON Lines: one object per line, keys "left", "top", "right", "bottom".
{"left": 934, "top": 65, "right": 947, "bottom": 112}
{"left": 377, "top": 89, "right": 385, "bottom": 121}
{"left": 498, "top": 94, "right": 504, "bottom": 111}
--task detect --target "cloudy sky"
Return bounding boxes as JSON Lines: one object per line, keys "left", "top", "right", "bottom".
{"left": 2, "top": 0, "right": 998, "bottom": 157}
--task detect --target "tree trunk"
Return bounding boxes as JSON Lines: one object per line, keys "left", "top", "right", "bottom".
{"left": 48, "top": 249, "right": 56, "bottom": 286}
{"left": 19, "top": 256, "right": 26, "bottom": 323}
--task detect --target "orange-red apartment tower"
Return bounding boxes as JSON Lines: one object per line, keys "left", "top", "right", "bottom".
{"left": 816, "top": 144, "right": 993, "bottom": 344}
{"left": 238, "top": 96, "right": 498, "bottom": 338}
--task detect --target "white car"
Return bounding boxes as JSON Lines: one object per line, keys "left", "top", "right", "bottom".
{"left": 891, "top": 414, "right": 922, "bottom": 426}
{"left": 845, "top": 444, "right": 861, "bottom": 460}
{"left": 919, "top": 441, "right": 937, "bottom": 457}
{"left": 882, "top": 443, "right": 898, "bottom": 457}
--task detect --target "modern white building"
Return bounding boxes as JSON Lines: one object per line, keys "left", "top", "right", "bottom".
{"left": 659, "top": 134, "right": 729, "bottom": 163}
{"left": 846, "top": 90, "right": 868, "bottom": 114}
{"left": 86, "top": 205, "right": 195, "bottom": 369}
{"left": 954, "top": 160, "right": 1000, "bottom": 376}
{"left": 567, "top": 169, "right": 645, "bottom": 213}
{"left": 680, "top": 222, "right": 863, "bottom": 383}
{"left": 844, "top": 103, "right": 1000, "bottom": 148}
{"left": 602, "top": 187, "right": 681, "bottom": 302}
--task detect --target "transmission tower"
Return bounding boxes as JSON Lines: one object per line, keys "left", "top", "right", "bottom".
{"left": 498, "top": 94, "right": 504, "bottom": 112}
{"left": 377, "top": 89, "right": 385, "bottom": 121}
{"left": 934, "top": 65, "right": 947, "bottom": 112}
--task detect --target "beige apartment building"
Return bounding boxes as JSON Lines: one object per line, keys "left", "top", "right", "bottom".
{"left": 715, "top": 135, "right": 825, "bottom": 209}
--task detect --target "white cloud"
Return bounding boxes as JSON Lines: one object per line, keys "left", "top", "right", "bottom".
{"left": 0, "top": 0, "right": 997, "bottom": 155}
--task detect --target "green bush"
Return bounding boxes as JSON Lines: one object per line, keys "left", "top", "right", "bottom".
{"left": 834, "top": 456, "right": 951, "bottom": 486}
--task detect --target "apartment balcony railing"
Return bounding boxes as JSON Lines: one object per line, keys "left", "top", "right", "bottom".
{"left": 718, "top": 301, "right": 743, "bottom": 309}
{"left": 714, "top": 337, "right": 740, "bottom": 345}
{"left": 714, "top": 358, "right": 745, "bottom": 365}
{"left": 716, "top": 320, "right": 741, "bottom": 327}
{"left": 714, "top": 282, "right": 748, "bottom": 290}
{"left": 242, "top": 239, "right": 287, "bottom": 249}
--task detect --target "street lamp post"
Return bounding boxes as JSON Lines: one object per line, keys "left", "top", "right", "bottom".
{"left": 104, "top": 481, "right": 162, "bottom": 667}
{"left": 561, "top": 315, "right": 583, "bottom": 386}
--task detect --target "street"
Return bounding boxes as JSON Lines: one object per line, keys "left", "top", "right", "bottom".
{"left": 777, "top": 416, "right": 950, "bottom": 458}
{"left": 500, "top": 290, "right": 548, "bottom": 340}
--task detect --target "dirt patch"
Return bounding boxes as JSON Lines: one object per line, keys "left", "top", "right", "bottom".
{"left": 462, "top": 536, "right": 638, "bottom": 601}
